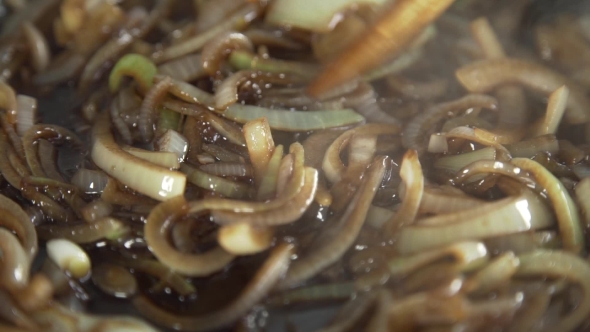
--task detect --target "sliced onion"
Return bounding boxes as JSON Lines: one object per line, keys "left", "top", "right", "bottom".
{"left": 80, "top": 199, "right": 113, "bottom": 224}
{"left": 22, "top": 21, "right": 50, "bottom": 73}
{"left": 201, "top": 31, "right": 253, "bottom": 75}
{"left": 215, "top": 70, "right": 302, "bottom": 110}
{"left": 199, "top": 162, "right": 253, "bottom": 178}
{"left": 256, "top": 145, "right": 284, "bottom": 201}
{"left": 505, "top": 134, "right": 559, "bottom": 158}
{"left": 153, "top": 3, "right": 260, "bottom": 63}
{"left": 529, "top": 85, "right": 569, "bottom": 137}
{"left": 0, "top": 227, "right": 29, "bottom": 294}
{"left": 574, "top": 178, "right": 590, "bottom": 229}
{"left": 397, "top": 194, "right": 555, "bottom": 254}
{"left": 138, "top": 76, "right": 171, "bottom": 141}
{"left": 228, "top": 50, "right": 318, "bottom": 79}
{"left": 181, "top": 163, "right": 251, "bottom": 199}
{"left": 71, "top": 169, "right": 109, "bottom": 194}
{"left": 46, "top": 239, "right": 91, "bottom": 279}
{"left": 515, "top": 250, "right": 590, "bottom": 332}
{"left": 91, "top": 113, "right": 186, "bottom": 201}
{"left": 15, "top": 94, "right": 37, "bottom": 136}
{"left": 155, "top": 129, "right": 188, "bottom": 162}
{"left": 244, "top": 117, "right": 275, "bottom": 185}
{"left": 463, "top": 251, "right": 520, "bottom": 294}
{"left": 265, "top": 0, "right": 388, "bottom": 32}
{"left": 212, "top": 167, "right": 318, "bottom": 226}
{"left": 0, "top": 83, "right": 17, "bottom": 125}
{"left": 402, "top": 94, "right": 498, "bottom": 154}
{"left": 122, "top": 146, "right": 180, "bottom": 169}
{"left": 221, "top": 104, "right": 364, "bottom": 132}
{"left": 383, "top": 150, "right": 424, "bottom": 234}
{"left": 279, "top": 156, "right": 387, "bottom": 289}
{"left": 218, "top": 222, "right": 273, "bottom": 255}
{"left": 434, "top": 147, "right": 497, "bottom": 174}
{"left": 157, "top": 54, "right": 207, "bottom": 83}
{"left": 388, "top": 241, "right": 489, "bottom": 277}
{"left": 37, "top": 217, "right": 128, "bottom": 243}
{"left": 427, "top": 133, "right": 448, "bottom": 153}
{"left": 160, "top": 75, "right": 214, "bottom": 106}
{"left": 418, "top": 186, "right": 486, "bottom": 214}
{"left": 323, "top": 124, "right": 400, "bottom": 183}
{"left": 455, "top": 58, "right": 590, "bottom": 124}
{"left": 366, "top": 205, "right": 395, "bottom": 229}
{"left": 512, "top": 158, "right": 585, "bottom": 253}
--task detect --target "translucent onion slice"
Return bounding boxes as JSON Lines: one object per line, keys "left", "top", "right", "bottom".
{"left": 122, "top": 146, "right": 180, "bottom": 169}
{"left": 181, "top": 164, "right": 251, "bottom": 199}
{"left": 221, "top": 104, "right": 365, "bottom": 132}
{"left": 201, "top": 31, "right": 253, "bottom": 76}
{"left": 397, "top": 194, "right": 555, "bottom": 254}
{"left": 157, "top": 54, "right": 207, "bottom": 83}
{"left": 243, "top": 118, "right": 275, "bottom": 185}
{"left": 444, "top": 126, "right": 512, "bottom": 160}
{"left": 212, "top": 167, "right": 318, "bottom": 227}
{"left": 323, "top": 124, "right": 400, "bottom": 183}
{"left": 22, "top": 21, "right": 50, "bottom": 73}
{"left": 427, "top": 133, "right": 448, "bottom": 153}
{"left": 217, "top": 222, "right": 273, "bottom": 255}
{"left": 505, "top": 134, "right": 559, "bottom": 158}
{"left": 463, "top": 252, "right": 520, "bottom": 294}
{"left": 91, "top": 113, "right": 186, "bottom": 201}
{"left": 200, "top": 162, "right": 253, "bottom": 178}
{"left": 256, "top": 144, "right": 284, "bottom": 201}
{"left": 402, "top": 94, "right": 498, "bottom": 154}
{"left": 455, "top": 58, "right": 590, "bottom": 124}
{"left": 138, "top": 76, "right": 171, "bottom": 141}
{"left": 279, "top": 157, "right": 387, "bottom": 289}
{"left": 529, "top": 85, "right": 569, "bottom": 137}
{"left": 515, "top": 250, "right": 590, "bottom": 332}
{"left": 155, "top": 129, "right": 188, "bottom": 162}
{"left": 383, "top": 150, "right": 424, "bottom": 234}
{"left": 46, "top": 239, "right": 90, "bottom": 279}
{"left": 71, "top": 169, "right": 109, "bottom": 194}
{"left": 575, "top": 178, "right": 590, "bottom": 229}
{"left": 161, "top": 76, "right": 214, "bottom": 106}
{"left": 153, "top": 3, "right": 260, "bottom": 63}
{"left": 0, "top": 82, "right": 17, "bottom": 125}
{"left": 0, "top": 228, "right": 30, "bottom": 291}
{"left": 265, "top": 0, "right": 388, "bottom": 32}
{"left": 0, "top": 193, "right": 38, "bottom": 261}
{"left": 388, "top": 241, "right": 489, "bottom": 277}
{"left": 434, "top": 147, "right": 497, "bottom": 174}
{"left": 144, "top": 196, "right": 235, "bottom": 277}
{"left": 38, "top": 218, "right": 128, "bottom": 244}
{"left": 418, "top": 186, "right": 486, "bottom": 214}
{"left": 511, "top": 158, "right": 585, "bottom": 253}
{"left": 366, "top": 205, "right": 395, "bottom": 229}
{"left": 133, "top": 243, "right": 292, "bottom": 331}
{"left": 470, "top": 17, "right": 528, "bottom": 128}
{"left": 228, "top": 50, "right": 318, "bottom": 79}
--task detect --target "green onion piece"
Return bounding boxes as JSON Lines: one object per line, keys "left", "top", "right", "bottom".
{"left": 222, "top": 104, "right": 365, "bottom": 132}
{"left": 109, "top": 54, "right": 157, "bottom": 92}
{"left": 156, "top": 107, "right": 181, "bottom": 138}
{"left": 228, "top": 50, "right": 318, "bottom": 79}
{"left": 181, "top": 164, "right": 252, "bottom": 199}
